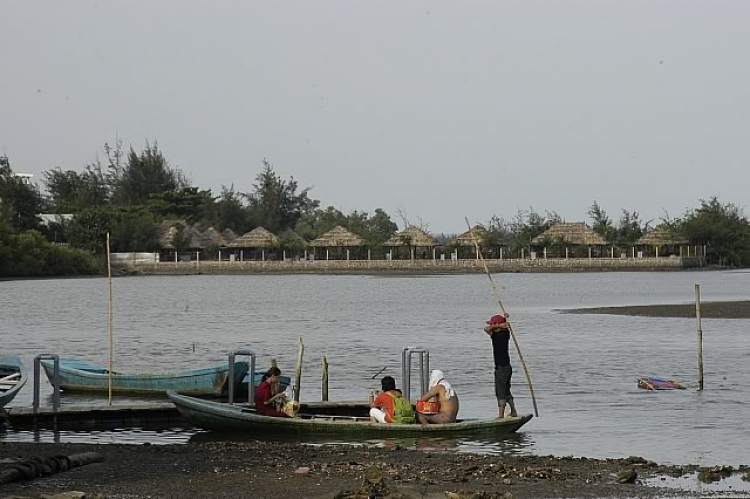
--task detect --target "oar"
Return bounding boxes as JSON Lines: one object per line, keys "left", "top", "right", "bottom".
{"left": 465, "top": 217, "right": 540, "bottom": 417}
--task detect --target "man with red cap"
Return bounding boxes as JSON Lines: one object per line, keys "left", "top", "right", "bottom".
{"left": 484, "top": 314, "right": 518, "bottom": 419}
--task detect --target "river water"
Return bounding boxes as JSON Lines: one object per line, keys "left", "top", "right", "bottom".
{"left": 1, "top": 270, "right": 748, "bottom": 465}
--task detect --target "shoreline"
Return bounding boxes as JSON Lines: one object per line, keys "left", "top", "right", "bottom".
{"left": 1, "top": 440, "right": 743, "bottom": 499}
{"left": 563, "top": 300, "right": 750, "bottom": 319}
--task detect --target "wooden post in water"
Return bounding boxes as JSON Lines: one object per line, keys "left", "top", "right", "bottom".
{"left": 294, "top": 338, "right": 304, "bottom": 406}
{"left": 106, "top": 233, "right": 114, "bottom": 405}
{"left": 321, "top": 356, "right": 329, "bottom": 401}
{"left": 695, "top": 283, "right": 704, "bottom": 391}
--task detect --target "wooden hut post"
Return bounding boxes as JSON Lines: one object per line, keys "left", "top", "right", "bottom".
{"left": 611, "top": 247, "right": 614, "bottom": 259}
{"left": 411, "top": 247, "right": 415, "bottom": 261}
{"left": 218, "top": 249, "right": 222, "bottom": 263}
{"left": 321, "top": 356, "right": 329, "bottom": 402}
{"left": 656, "top": 246, "right": 660, "bottom": 258}
{"left": 543, "top": 247, "right": 547, "bottom": 259}
{"left": 565, "top": 247, "right": 569, "bottom": 259}
{"left": 326, "top": 248, "right": 329, "bottom": 261}
{"left": 368, "top": 248, "right": 371, "bottom": 261}
{"left": 196, "top": 251, "right": 200, "bottom": 269}
{"left": 588, "top": 246, "right": 592, "bottom": 259}
{"left": 304, "top": 249, "right": 308, "bottom": 261}
{"left": 283, "top": 250, "right": 286, "bottom": 261}
{"left": 695, "top": 283, "right": 704, "bottom": 391}
{"left": 294, "top": 337, "right": 305, "bottom": 405}
{"left": 175, "top": 252, "right": 178, "bottom": 263}
{"left": 521, "top": 248, "right": 525, "bottom": 259}
{"left": 432, "top": 247, "right": 436, "bottom": 261}
{"left": 240, "top": 250, "right": 244, "bottom": 262}
{"left": 346, "top": 248, "right": 350, "bottom": 261}
{"left": 632, "top": 246, "right": 635, "bottom": 258}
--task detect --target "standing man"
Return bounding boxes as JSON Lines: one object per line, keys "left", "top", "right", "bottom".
{"left": 485, "top": 314, "right": 518, "bottom": 419}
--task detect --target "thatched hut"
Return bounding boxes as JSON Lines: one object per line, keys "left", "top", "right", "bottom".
{"left": 636, "top": 225, "right": 689, "bottom": 257}
{"left": 230, "top": 227, "right": 281, "bottom": 260}
{"left": 450, "top": 225, "right": 508, "bottom": 259}
{"left": 308, "top": 226, "right": 364, "bottom": 260}
{"left": 156, "top": 220, "right": 211, "bottom": 261}
{"left": 531, "top": 222, "right": 608, "bottom": 259}
{"left": 383, "top": 226, "right": 437, "bottom": 260}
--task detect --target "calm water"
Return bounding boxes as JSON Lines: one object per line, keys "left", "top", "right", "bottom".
{"left": 1, "top": 271, "right": 749, "bottom": 465}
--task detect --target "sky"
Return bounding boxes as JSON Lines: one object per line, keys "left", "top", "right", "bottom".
{"left": 1, "top": 1, "right": 749, "bottom": 233}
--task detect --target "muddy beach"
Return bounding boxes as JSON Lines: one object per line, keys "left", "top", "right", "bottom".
{"left": 2, "top": 440, "right": 744, "bottom": 499}
{"left": 563, "top": 300, "right": 750, "bottom": 319}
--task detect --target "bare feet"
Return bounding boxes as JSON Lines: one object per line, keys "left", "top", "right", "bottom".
{"left": 509, "top": 412, "right": 518, "bottom": 418}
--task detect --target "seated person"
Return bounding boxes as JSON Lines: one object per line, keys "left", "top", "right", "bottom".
{"left": 255, "top": 367, "right": 290, "bottom": 418}
{"left": 369, "top": 375, "right": 415, "bottom": 424}
{"left": 417, "top": 369, "right": 459, "bottom": 424}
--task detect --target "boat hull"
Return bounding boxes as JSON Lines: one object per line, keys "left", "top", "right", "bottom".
{"left": 168, "top": 391, "right": 532, "bottom": 436}
{"left": 41, "top": 359, "right": 249, "bottom": 397}
{"left": 0, "top": 357, "right": 27, "bottom": 408}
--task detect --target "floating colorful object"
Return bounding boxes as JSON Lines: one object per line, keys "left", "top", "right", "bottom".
{"left": 637, "top": 377, "right": 686, "bottom": 391}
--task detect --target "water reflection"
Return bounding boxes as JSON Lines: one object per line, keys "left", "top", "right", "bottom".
{"left": 188, "top": 429, "right": 533, "bottom": 456}
{"left": 0, "top": 427, "right": 198, "bottom": 445}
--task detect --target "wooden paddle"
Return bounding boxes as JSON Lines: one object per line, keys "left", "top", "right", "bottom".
{"left": 465, "top": 217, "right": 540, "bottom": 417}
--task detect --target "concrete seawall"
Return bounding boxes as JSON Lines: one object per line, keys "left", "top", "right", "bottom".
{"left": 118, "top": 257, "right": 704, "bottom": 275}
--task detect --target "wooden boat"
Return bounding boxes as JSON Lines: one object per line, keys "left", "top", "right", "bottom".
{"left": 40, "top": 359, "right": 250, "bottom": 397}
{"left": 0, "top": 357, "right": 27, "bottom": 408}
{"left": 168, "top": 391, "right": 533, "bottom": 436}
{"left": 637, "top": 377, "right": 686, "bottom": 391}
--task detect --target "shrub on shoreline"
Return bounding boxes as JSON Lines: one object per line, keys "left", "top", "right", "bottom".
{"left": 0, "top": 229, "right": 100, "bottom": 277}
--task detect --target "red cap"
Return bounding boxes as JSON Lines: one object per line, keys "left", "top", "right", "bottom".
{"left": 486, "top": 314, "right": 506, "bottom": 325}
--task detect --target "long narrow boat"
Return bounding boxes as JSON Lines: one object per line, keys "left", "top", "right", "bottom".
{"left": 168, "top": 391, "right": 533, "bottom": 436}
{"left": 637, "top": 377, "right": 686, "bottom": 391}
{"left": 0, "top": 357, "right": 27, "bottom": 408}
{"left": 40, "top": 359, "right": 250, "bottom": 397}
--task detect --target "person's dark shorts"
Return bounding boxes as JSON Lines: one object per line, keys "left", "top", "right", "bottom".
{"left": 494, "top": 365, "right": 513, "bottom": 403}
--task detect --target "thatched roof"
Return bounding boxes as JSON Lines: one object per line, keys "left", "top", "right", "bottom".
{"left": 531, "top": 222, "right": 608, "bottom": 246}
{"left": 308, "top": 226, "right": 364, "bottom": 247}
{"left": 279, "top": 229, "right": 308, "bottom": 246}
{"left": 383, "top": 226, "right": 437, "bottom": 247}
{"left": 452, "top": 225, "right": 488, "bottom": 247}
{"left": 636, "top": 225, "right": 689, "bottom": 246}
{"left": 222, "top": 229, "right": 237, "bottom": 245}
{"left": 156, "top": 220, "right": 211, "bottom": 249}
{"left": 230, "top": 227, "right": 280, "bottom": 248}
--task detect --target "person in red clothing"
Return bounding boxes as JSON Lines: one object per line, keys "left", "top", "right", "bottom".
{"left": 255, "top": 367, "right": 290, "bottom": 418}
{"left": 369, "top": 375, "right": 400, "bottom": 423}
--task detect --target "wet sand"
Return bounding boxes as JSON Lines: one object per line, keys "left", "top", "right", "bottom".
{"left": 0, "top": 440, "right": 735, "bottom": 499}
{"left": 562, "top": 300, "right": 750, "bottom": 319}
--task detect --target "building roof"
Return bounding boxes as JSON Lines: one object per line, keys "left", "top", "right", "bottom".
{"left": 230, "top": 226, "right": 281, "bottom": 248}
{"left": 531, "top": 222, "right": 608, "bottom": 245}
{"left": 451, "top": 225, "right": 488, "bottom": 247}
{"left": 308, "top": 225, "right": 364, "bottom": 247}
{"left": 383, "top": 225, "right": 437, "bottom": 247}
{"left": 636, "top": 225, "right": 689, "bottom": 246}
{"left": 156, "top": 220, "right": 211, "bottom": 249}
{"left": 279, "top": 229, "right": 308, "bottom": 246}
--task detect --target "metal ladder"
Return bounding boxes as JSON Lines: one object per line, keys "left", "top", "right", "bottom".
{"left": 33, "top": 354, "right": 61, "bottom": 425}
{"left": 401, "top": 347, "right": 430, "bottom": 401}
{"left": 227, "top": 349, "right": 255, "bottom": 406}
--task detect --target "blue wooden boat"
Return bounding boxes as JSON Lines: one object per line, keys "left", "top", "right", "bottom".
{"left": 167, "top": 391, "right": 533, "bottom": 436}
{"left": 40, "top": 359, "right": 250, "bottom": 397}
{"left": 0, "top": 357, "right": 27, "bottom": 408}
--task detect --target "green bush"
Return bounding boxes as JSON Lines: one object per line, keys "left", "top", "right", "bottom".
{"left": 0, "top": 228, "right": 100, "bottom": 277}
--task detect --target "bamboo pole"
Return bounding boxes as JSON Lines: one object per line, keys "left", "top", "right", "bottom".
{"left": 106, "top": 233, "right": 114, "bottom": 406}
{"left": 695, "top": 283, "right": 704, "bottom": 391}
{"left": 293, "top": 338, "right": 304, "bottom": 406}
{"left": 322, "top": 355, "right": 329, "bottom": 401}
{"left": 465, "top": 217, "right": 539, "bottom": 417}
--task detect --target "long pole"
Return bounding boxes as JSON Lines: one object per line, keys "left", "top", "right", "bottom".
{"left": 321, "top": 356, "right": 329, "bottom": 402}
{"left": 293, "top": 337, "right": 305, "bottom": 406}
{"left": 106, "top": 233, "right": 114, "bottom": 405}
{"left": 465, "top": 218, "right": 539, "bottom": 417}
{"left": 695, "top": 283, "right": 704, "bottom": 391}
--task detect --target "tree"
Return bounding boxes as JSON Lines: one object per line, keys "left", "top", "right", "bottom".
{"left": 616, "top": 209, "right": 648, "bottom": 246}
{"left": 508, "top": 208, "right": 561, "bottom": 254}
{"left": 678, "top": 197, "right": 750, "bottom": 266}
{"left": 43, "top": 163, "right": 110, "bottom": 212}
{"left": 203, "top": 185, "right": 248, "bottom": 233}
{"left": 296, "top": 206, "right": 347, "bottom": 241}
{"left": 147, "top": 187, "right": 214, "bottom": 222}
{"left": 588, "top": 201, "right": 614, "bottom": 242}
{"left": 245, "top": 159, "right": 318, "bottom": 232}
{"left": 108, "top": 141, "right": 189, "bottom": 206}
{"left": 0, "top": 156, "right": 42, "bottom": 232}
{"left": 64, "top": 206, "right": 158, "bottom": 253}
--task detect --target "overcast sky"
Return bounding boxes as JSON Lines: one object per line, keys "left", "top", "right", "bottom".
{"left": 2, "top": 1, "right": 748, "bottom": 233}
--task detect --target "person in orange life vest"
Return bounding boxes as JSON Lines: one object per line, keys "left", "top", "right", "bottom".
{"left": 485, "top": 314, "right": 518, "bottom": 419}
{"left": 255, "top": 367, "right": 290, "bottom": 418}
{"left": 369, "top": 375, "right": 403, "bottom": 424}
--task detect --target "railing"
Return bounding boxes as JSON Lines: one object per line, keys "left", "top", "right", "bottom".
{"left": 227, "top": 350, "right": 255, "bottom": 406}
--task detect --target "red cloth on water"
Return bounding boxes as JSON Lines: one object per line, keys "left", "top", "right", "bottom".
{"left": 255, "top": 380, "right": 290, "bottom": 418}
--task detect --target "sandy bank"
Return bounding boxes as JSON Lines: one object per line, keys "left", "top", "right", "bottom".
{"left": 562, "top": 300, "right": 750, "bottom": 319}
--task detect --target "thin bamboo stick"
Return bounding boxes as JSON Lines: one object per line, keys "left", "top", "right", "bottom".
{"left": 465, "top": 217, "right": 539, "bottom": 417}
{"left": 695, "top": 283, "right": 704, "bottom": 391}
{"left": 293, "top": 338, "right": 304, "bottom": 406}
{"left": 106, "top": 233, "right": 114, "bottom": 406}
{"left": 322, "top": 356, "right": 329, "bottom": 402}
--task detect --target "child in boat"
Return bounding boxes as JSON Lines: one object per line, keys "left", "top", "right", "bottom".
{"left": 369, "top": 376, "right": 415, "bottom": 424}
{"left": 417, "top": 369, "right": 459, "bottom": 424}
{"left": 255, "top": 367, "right": 290, "bottom": 418}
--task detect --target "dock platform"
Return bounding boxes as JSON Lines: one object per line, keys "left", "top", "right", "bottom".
{"left": 3, "top": 403, "right": 185, "bottom": 430}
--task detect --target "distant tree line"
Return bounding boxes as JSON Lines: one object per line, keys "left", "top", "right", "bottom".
{"left": 2, "top": 139, "right": 750, "bottom": 277}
